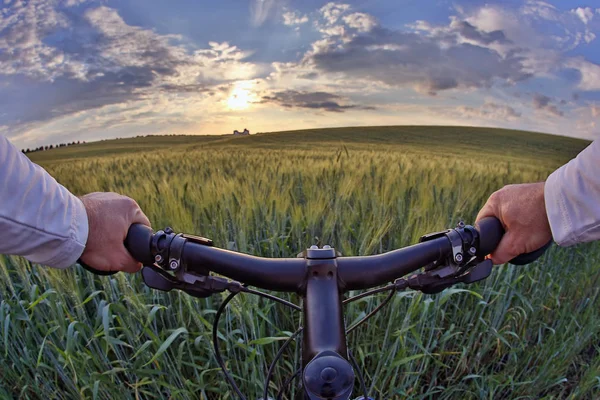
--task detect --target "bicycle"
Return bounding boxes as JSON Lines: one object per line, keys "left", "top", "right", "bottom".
{"left": 83, "top": 217, "right": 549, "bottom": 399}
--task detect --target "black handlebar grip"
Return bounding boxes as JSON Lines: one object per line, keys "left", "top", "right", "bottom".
{"left": 474, "top": 216, "right": 552, "bottom": 265}
{"left": 474, "top": 217, "right": 504, "bottom": 257}
{"left": 78, "top": 224, "right": 154, "bottom": 276}
{"left": 509, "top": 240, "right": 552, "bottom": 265}
{"left": 124, "top": 224, "right": 155, "bottom": 265}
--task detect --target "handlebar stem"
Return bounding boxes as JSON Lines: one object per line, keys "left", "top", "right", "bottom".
{"left": 301, "top": 256, "right": 355, "bottom": 399}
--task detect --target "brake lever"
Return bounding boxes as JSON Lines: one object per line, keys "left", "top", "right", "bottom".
{"left": 462, "top": 259, "right": 493, "bottom": 283}
{"left": 404, "top": 259, "right": 493, "bottom": 294}
{"left": 141, "top": 264, "right": 179, "bottom": 291}
{"left": 141, "top": 264, "right": 243, "bottom": 298}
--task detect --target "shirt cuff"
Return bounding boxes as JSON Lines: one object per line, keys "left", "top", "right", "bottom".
{"left": 45, "top": 196, "right": 89, "bottom": 269}
{"left": 544, "top": 166, "right": 577, "bottom": 247}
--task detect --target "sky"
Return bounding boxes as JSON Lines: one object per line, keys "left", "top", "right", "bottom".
{"left": 1, "top": 0, "right": 600, "bottom": 148}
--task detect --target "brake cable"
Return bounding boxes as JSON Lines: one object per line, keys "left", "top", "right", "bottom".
{"left": 263, "top": 327, "right": 303, "bottom": 400}
{"left": 213, "top": 291, "right": 246, "bottom": 400}
{"left": 346, "top": 289, "right": 397, "bottom": 334}
{"left": 277, "top": 368, "right": 302, "bottom": 399}
{"left": 212, "top": 286, "right": 302, "bottom": 400}
{"left": 349, "top": 350, "right": 369, "bottom": 400}
{"left": 343, "top": 283, "right": 396, "bottom": 304}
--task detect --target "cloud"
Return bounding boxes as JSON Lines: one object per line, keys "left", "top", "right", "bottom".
{"left": 286, "top": 4, "right": 544, "bottom": 96}
{"left": 451, "top": 19, "right": 509, "bottom": 45}
{"left": 0, "top": 0, "right": 88, "bottom": 80}
{"left": 283, "top": 11, "right": 308, "bottom": 26}
{"left": 260, "top": 90, "right": 373, "bottom": 112}
{"left": 410, "top": 18, "right": 509, "bottom": 46}
{"left": 304, "top": 25, "right": 530, "bottom": 95}
{"left": 521, "top": 1, "right": 560, "bottom": 22}
{"left": 0, "top": 2, "right": 263, "bottom": 136}
{"left": 532, "top": 93, "right": 563, "bottom": 117}
{"left": 466, "top": 3, "right": 599, "bottom": 50}
{"left": 566, "top": 58, "right": 600, "bottom": 91}
{"left": 458, "top": 102, "right": 521, "bottom": 120}
{"left": 342, "top": 13, "right": 377, "bottom": 33}
{"left": 299, "top": 3, "right": 600, "bottom": 98}
{"left": 571, "top": 7, "right": 595, "bottom": 25}
{"left": 320, "top": 3, "right": 351, "bottom": 25}
{"left": 461, "top": 4, "right": 600, "bottom": 90}
{"left": 82, "top": 7, "right": 194, "bottom": 84}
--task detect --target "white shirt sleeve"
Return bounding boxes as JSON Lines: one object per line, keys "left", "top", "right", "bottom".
{"left": 545, "top": 140, "right": 600, "bottom": 247}
{"left": 0, "top": 135, "right": 89, "bottom": 268}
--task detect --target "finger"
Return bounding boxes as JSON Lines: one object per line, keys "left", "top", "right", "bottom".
{"left": 126, "top": 198, "right": 151, "bottom": 227}
{"left": 132, "top": 209, "right": 151, "bottom": 227}
{"left": 116, "top": 244, "right": 143, "bottom": 273}
{"left": 489, "top": 231, "right": 521, "bottom": 264}
{"left": 121, "top": 262, "right": 142, "bottom": 274}
{"left": 475, "top": 201, "right": 495, "bottom": 223}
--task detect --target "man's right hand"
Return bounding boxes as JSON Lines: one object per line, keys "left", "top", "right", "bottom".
{"left": 79, "top": 192, "right": 151, "bottom": 273}
{"left": 476, "top": 182, "right": 553, "bottom": 264}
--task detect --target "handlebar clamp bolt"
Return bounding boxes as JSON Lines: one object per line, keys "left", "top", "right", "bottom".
{"left": 456, "top": 221, "right": 465, "bottom": 229}
{"left": 169, "top": 260, "right": 179, "bottom": 270}
{"left": 154, "top": 254, "right": 163, "bottom": 264}
{"left": 455, "top": 253, "right": 463, "bottom": 263}
{"left": 468, "top": 247, "right": 477, "bottom": 256}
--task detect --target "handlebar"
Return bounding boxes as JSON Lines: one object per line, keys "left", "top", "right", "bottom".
{"left": 121, "top": 217, "right": 520, "bottom": 293}
{"left": 80, "top": 217, "right": 551, "bottom": 290}
{"left": 183, "top": 236, "right": 452, "bottom": 291}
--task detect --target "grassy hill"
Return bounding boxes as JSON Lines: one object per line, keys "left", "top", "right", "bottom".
{"left": 28, "top": 126, "right": 591, "bottom": 167}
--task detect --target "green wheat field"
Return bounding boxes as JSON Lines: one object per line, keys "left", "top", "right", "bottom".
{"left": 2, "top": 126, "right": 599, "bottom": 399}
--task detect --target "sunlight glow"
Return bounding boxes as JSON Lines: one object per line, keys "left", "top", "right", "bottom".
{"left": 227, "top": 81, "right": 257, "bottom": 110}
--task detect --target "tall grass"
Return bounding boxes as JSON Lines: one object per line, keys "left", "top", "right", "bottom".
{"left": 1, "top": 129, "right": 599, "bottom": 399}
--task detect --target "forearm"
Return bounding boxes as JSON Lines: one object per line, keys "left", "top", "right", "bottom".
{"left": 545, "top": 140, "right": 600, "bottom": 246}
{"left": 0, "top": 135, "right": 88, "bottom": 268}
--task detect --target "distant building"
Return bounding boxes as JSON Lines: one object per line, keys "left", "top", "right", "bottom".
{"left": 233, "top": 128, "right": 250, "bottom": 135}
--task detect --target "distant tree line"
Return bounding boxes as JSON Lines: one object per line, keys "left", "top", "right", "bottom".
{"left": 21, "top": 134, "right": 187, "bottom": 153}
{"left": 21, "top": 141, "right": 86, "bottom": 154}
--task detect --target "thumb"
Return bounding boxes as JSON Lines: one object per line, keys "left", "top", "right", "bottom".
{"left": 489, "top": 230, "right": 520, "bottom": 265}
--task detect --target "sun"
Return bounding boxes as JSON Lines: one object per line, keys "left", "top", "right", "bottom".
{"left": 227, "top": 87, "right": 250, "bottom": 109}
{"left": 226, "top": 81, "right": 256, "bottom": 110}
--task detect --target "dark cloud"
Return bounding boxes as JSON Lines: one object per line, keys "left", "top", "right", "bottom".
{"left": 533, "top": 93, "right": 564, "bottom": 116}
{"left": 533, "top": 93, "right": 551, "bottom": 108}
{"left": 452, "top": 20, "right": 509, "bottom": 46}
{"left": 305, "top": 21, "right": 530, "bottom": 95}
{"left": 0, "top": 69, "right": 152, "bottom": 127}
{"left": 261, "top": 90, "right": 374, "bottom": 112}
{"left": 298, "top": 72, "right": 319, "bottom": 80}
